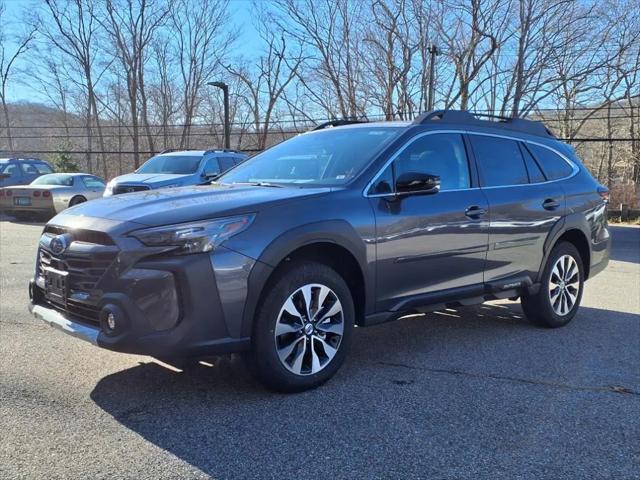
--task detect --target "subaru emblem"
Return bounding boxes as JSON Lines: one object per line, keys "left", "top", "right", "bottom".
{"left": 50, "top": 235, "right": 68, "bottom": 255}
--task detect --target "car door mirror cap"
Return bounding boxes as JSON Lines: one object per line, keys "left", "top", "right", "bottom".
{"left": 395, "top": 172, "right": 441, "bottom": 196}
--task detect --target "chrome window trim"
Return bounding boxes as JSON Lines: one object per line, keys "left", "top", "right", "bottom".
{"left": 363, "top": 129, "right": 579, "bottom": 198}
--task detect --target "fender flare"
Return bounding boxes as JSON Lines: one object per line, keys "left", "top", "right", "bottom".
{"left": 537, "top": 213, "right": 591, "bottom": 282}
{"left": 240, "top": 220, "right": 372, "bottom": 337}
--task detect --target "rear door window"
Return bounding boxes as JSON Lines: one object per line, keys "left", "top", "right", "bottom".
{"left": 527, "top": 144, "right": 574, "bottom": 180}
{"left": 470, "top": 135, "right": 529, "bottom": 187}
{"left": 219, "top": 157, "right": 236, "bottom": 171}
{"left": 21, "top": 163, "right": 40, "bottom": 175}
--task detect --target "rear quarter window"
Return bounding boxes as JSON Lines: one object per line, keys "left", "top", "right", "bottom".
{"left": 527, "top": 144, "right": 574, "bottom": 180}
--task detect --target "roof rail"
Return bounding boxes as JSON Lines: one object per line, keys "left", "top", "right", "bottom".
{"left": 413, "top": 109, "right": 555, "bottom": 138}
{"left": 203, "top": 148, "right": 245, "bottom": 155}
{"left": 312, "top": 119, "right": 368, "bottom": 131}
{"left": 159, "top": 148, "right": 178, "bottom": 154}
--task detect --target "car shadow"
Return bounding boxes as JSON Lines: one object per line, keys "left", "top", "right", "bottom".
{"left": 608, "top": 225, "right": 640, "bottom": 264}
{"left": 89, "top": 302, "right": 638, "bottom": 478}
{"left": 0, "top": 213, "right": 47, "bottom": 226}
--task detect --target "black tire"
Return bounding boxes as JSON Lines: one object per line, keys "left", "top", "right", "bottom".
{"left": 521, "top": 242, "right": 585, "bottom": 328}
{"left": 69, "top": 196, "right": 87, "bottom": 207}
{"left": 244, "top": 261, "right": 354, "bottom": 392}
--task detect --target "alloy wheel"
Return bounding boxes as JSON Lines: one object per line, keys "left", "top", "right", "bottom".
{"left": 548, "top": 254, "right": 581, "bottom": 316}
{"left": 274, "top": 283, "right": 344, "bottom": 376}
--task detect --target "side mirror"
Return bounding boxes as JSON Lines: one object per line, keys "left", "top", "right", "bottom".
{"left": 202, "top": 171, "right": 220, "bottom": 181}
{"left": 395, "top": 172, "right": 440, "bottom": 195}
{"left": 0, "top": 173, "right": 9, "bottom": 180}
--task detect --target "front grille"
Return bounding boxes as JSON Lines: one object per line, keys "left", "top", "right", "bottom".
{"left": 37, "top": 228, "right": 119, "bottom": 324}
{"left": 113, "top": 184, "right": 150, "bottom": 195}
{"left": 38, "top": 248, "right": 116, "bottom": 291}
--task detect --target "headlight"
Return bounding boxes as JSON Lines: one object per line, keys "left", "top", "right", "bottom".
{"left": 129, "top": 214, "right": 255, "bottom": 255}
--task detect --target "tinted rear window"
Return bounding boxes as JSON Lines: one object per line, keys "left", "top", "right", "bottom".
{"left": 527, "top": 144, "right": 574, "bottom": 180}
{"left": 470, "top": 135, "right": 529, "bottom": 187}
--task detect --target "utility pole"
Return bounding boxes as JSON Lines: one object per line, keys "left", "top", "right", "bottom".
{"left": 208, "top": 81, "right": 230, "bottom": 149}
{"left": 427, "top": 44, "right": 440, "bottom": 111}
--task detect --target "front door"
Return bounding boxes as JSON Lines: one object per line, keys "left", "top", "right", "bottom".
{"left": 368, "top": 132, "right": 489, "bottom": 311}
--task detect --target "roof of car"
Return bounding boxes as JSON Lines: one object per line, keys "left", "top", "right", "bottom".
{"left": 0, "top": 157, "right": 50, "bottom": 163}
{"left": 159, "top": 149, "right": 246, "bottom": 156}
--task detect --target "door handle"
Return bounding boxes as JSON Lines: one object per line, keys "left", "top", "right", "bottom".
{"left": 465, "top": 205, "right": 487, "bottom": 218}
{"left": 542, "top": 198, "right": 560, "bottom": 210}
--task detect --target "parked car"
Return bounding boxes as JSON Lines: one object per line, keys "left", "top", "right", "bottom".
{"left": 1, "top": 173, "right": 105, "bottom": 220}
{"left": 28, "top": 110, "right": 610, "bottom": 392}
{"left": 0, "top": 158, "right": 54, "bottom": 187}
{"left": 103, "top": 149, "right": 247, "bottom": 196}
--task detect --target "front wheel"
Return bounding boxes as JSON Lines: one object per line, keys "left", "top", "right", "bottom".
{"left": 69, "top": 195, "right": 87, "bottom": 207}
{"left": 245, "top": 262, "right": 354, "bottom": 392}
{"left": 521, "top": 242, "right": 585, "bottom": 328}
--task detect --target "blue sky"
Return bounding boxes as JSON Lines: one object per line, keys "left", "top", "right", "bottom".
{"left": 4, "top": 0, "right": 260, "bottom": 103}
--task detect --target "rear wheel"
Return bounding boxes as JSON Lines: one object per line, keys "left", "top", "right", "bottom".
{"left": 522, "top": 242, "right": 585, "bottom": 328}
{"left": 245, "top": 261, "right": 354, "bottom": 392}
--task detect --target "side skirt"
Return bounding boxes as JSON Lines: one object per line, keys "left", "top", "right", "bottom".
{"left": 361, "top": 276, "right": 539, "bottom": 327}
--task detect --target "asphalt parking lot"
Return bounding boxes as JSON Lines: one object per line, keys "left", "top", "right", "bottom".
{"left": 1, "top": 219, "right": 638, "bottom": 480}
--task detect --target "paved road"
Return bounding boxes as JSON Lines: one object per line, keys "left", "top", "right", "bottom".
{"left": 1, "top": 220, "right": 638, "bottom": 479}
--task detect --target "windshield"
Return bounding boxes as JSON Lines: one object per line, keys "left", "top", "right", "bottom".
{"left": 137, "top": 154, "right": 203, "bottom": 174}
{"left": 31, "top": 174, "right": 74, "bottom": 186}
{"left": 219, "top": 127, "right": 402, "bottom": 186}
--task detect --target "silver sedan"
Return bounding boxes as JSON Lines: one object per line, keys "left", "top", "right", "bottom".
{"left": 0, "top": 173, "right": 105, "bottom": 220}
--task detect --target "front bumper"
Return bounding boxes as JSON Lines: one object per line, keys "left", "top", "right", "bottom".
{"left": 30, "top": 303, "right": 99, "bottom": 345}
{"left": 29, "top": 224, "right": 257, "bottom": 358}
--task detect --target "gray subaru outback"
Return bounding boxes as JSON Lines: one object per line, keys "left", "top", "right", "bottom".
{"left": 29, "top": 111, "right": 610, "bottom": 392}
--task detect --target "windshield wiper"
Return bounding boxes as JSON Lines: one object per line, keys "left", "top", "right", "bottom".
{"left": 230, "top": 181, "right": 284, "bottom": 188}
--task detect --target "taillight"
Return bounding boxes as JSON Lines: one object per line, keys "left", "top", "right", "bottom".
{"left": 0, "top": 190, "right": 4, "bottom": 197}
{"left": 597, "top": 185, "right": 609, "bottom": 203}
{"left": 42, "top": 191, "right": 51, "bottom": 198}
{"left": 33, "top": 190, "right": 41, "bottom": 197}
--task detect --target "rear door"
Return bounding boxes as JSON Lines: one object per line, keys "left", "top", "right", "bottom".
{"left": 468, "top": 133, "right": 565, "bottom": 286}
{"left": 369, "top": 131, "right": 489, "bottom": 310}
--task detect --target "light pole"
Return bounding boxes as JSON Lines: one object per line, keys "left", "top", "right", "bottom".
{"left": 427, "top": 44, "right": 440, "bottom": 111}
{"left": 208, "top": 81, "right": 230, "bottom": 149}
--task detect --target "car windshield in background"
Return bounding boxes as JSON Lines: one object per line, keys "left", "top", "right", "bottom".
{"left": 219, "top": 127, "right": 402, "bottom": 186}
{"left": 136, "top": 155, "right": 202, "bottom": 174}
{"left": 31, "top": 174, "right": 74, "bottom": 186}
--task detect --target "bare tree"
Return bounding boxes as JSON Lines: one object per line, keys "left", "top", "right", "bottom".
{"left": 170, "top": 0, "right": 234, "bottom": 148}
{"left": 101, "top": 0, "right": 169, "bottom": 167}
{"left": 229, "top": 27, "right": 303, "bottom": 149}
{"left": 0, "top": 3, "right": 36, "bottom": 151}
{"left": 38, "top": 0, "right": 108, "bottom": 176}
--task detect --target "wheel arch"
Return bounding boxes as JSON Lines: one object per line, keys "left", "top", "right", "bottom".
{"left": 539, "top": 213, "right": 592, "bottom": 281}
{"left": 240, "top": 221, "right": 372, "bottom": 337}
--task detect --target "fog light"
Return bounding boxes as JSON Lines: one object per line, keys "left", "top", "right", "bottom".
{"left": 100, "top": 304, "right": 126, "bottom": 336}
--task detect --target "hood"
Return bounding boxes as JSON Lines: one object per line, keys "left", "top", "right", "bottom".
{"left": 111, "top": 173, "right": 191, "bottom": 186}
{"left": 56, "top": 183, "right": 331, "bottom": 226}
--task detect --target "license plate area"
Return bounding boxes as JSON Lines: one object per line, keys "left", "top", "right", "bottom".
{"left": 14, "top": 196, "right": 32, "bottom": 206}
{"left": 44, "top": 267, "right": 68, "bottom": 304}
